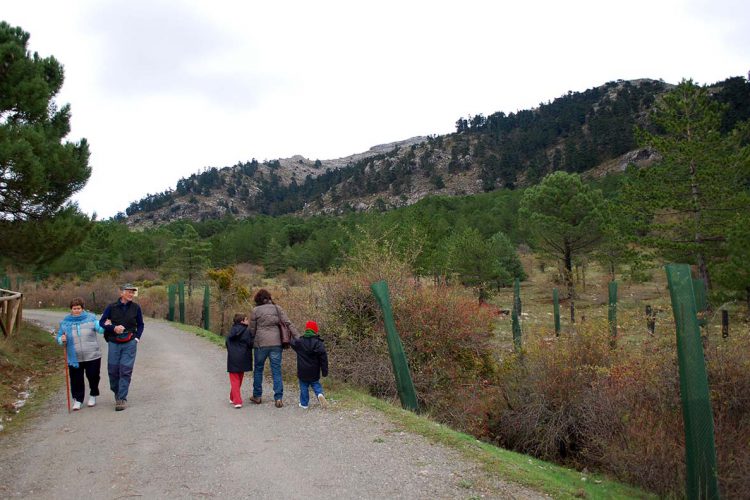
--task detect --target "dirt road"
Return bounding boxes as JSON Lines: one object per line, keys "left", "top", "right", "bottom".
{"left": 1, "top": 310, "right": 543, "bottom": 499}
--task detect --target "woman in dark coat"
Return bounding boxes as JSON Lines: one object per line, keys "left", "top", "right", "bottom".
{"left": 227, "top": 313, "right": 254, "bottom": 408}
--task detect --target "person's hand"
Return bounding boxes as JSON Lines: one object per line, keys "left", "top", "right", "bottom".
{"left": 135, "top": 338, "right": 140, "bottom": 343}
{"left": 104, "top": 319, "right": 112, "bottom": 326}
{"left": 114, "top": 325, "right": 125, "bottom": 334}
{"left": 60, "top": 334, "right": 67, "bottom": 343}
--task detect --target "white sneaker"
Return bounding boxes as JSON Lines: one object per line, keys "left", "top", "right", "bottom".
{"left": 317, "top": 393, "right": 327, "bottom": 409}
{"left": 234, "top": 403, "right": 242, "bottom": 409}
{"left": 87, "top": 396, "right": 96, "bottom": 407}
{"left": 298, "top": 403, "right": 308, "bottom": 409}
{"left": 72, "top": 400, "right": 82, "bottom": 411}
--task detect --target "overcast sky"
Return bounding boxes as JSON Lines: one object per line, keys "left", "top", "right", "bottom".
{"left": 4, "top": 0, "right": 749, "bottom": 219}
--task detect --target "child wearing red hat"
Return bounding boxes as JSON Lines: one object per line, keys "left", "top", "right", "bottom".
{"left": 290, "top": 320, "right": 329, "bottom": 409}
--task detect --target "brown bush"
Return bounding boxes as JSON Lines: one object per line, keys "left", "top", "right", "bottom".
{"left": 26, "top": 275, "right": 124, "bottom": 313}
{"left": 705, "top": 336, "right": 750, "bottom": 498}
{"left": 284, "top": 240, "right": 501, "bottom": 437}
{"left": 490, "top": 319, "right": 749, "bottom": 497}
{"left": 393, "top": 285, "right": 500, "bottom": 436}
{"left": 491, "top": 323, "right": 616, "bottom": 460}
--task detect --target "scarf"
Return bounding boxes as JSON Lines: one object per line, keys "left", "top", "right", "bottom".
{"left": 57, "top": 311, "right": 100, "bottom": 368}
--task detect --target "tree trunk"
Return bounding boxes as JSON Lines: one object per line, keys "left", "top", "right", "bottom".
{"left": 582, "top": 261, "right": 587, "bottom": 293}
{"left": 570, "top": 300, "right": 576, "bottom": 324}
{"left": 689, "top": 158, "right": 713, "bottom": 292}
{"left": 564, "top": 244, "right": 575, "bottom": 323}
{"left": 746, "top": 287, "right": 750, "bottom": 321}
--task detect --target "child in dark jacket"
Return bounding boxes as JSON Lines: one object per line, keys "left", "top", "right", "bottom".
{"left": 227, "top": 313, "right": 254, "bottom": 408}
{"left": 290, "top": 320, "right": 328, "bottom": 409}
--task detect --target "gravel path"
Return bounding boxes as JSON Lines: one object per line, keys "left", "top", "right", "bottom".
{"left": 1, "top": 310, "right": 546, "bottom": 499}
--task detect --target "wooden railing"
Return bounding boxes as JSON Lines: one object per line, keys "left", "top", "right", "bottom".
{"left": 0, "top": 288, "right": 23, "bottom": 338}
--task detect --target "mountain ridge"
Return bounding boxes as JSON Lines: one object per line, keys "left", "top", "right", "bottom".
{"left": 120, "top": 76, "right": 749, "bottom": 228}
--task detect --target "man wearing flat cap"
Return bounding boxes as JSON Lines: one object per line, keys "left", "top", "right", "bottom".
{"left": 99, "top": 283, "right": 144, "bottom": 411}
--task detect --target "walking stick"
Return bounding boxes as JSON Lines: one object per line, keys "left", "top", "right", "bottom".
{"left": 63, "top": 338, "right": 71, "bottom": 413}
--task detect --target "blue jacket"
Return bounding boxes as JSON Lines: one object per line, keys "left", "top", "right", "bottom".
{"left": 57, "top": 311, "right": 104, "bottom": 368}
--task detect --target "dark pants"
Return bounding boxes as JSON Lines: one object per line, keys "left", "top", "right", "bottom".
{"left": 69, "top": 358, "right": 101, "bottom": 403}
{"left": 108, "top": 340, "right": 138, "bottom": 401}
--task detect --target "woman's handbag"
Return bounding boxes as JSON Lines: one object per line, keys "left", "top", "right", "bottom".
{"left": 274, "top": 305, "right": 292, "bottom": 349}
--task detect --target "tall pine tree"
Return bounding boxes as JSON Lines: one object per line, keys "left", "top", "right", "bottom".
{"left": 623, "top": 79, "right": 750, "bottom": 291}
{"left": 519, "top": 171, "right": 606, "bottom": 322}
{"left": 0, "top": 22, "right": 92, "bottom": 266}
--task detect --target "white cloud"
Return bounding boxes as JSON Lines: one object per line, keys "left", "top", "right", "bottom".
{"left": 3, "top": 0, "right": 748, "bottom": 218}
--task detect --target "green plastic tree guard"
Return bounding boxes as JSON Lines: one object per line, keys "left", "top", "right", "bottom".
{"left": 553, "top": 288, "right": 561, "bottom": 336}
{"left": 167, "top": 284, "right": 176, "bottom": 322}
{"left": 608, "top": 281, "right": 618, "bottom": 346}
{"left": 665, "top": 264, "right": 719, "bottom": 500}
{"left": 178, "top": 281, "right": 186, "bottom": 324}
{"left": 203, "top": 285, "right": 210, "bottom": 330}
{"left": 512, "top": 278, "right": 522, "bottom": 350}
{"left": 370, "top": 280, "right": 419, "bottom": 412}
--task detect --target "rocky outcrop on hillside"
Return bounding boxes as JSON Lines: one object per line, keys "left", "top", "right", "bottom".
{"left": 124, "top": 136, "right": 428, "bottom": 228}
{"left": 123, "top": 77, "right": 726, "bottom": 228}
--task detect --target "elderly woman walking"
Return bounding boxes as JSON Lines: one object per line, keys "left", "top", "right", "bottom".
{"left": 56, "top": 297, "right": 105, "bottom": 410}
{"left": 248, "top": 289, "right": 299, "bottom": 408}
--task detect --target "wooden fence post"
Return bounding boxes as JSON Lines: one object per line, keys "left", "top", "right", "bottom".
{"left": 0, "top": 288, "right": 23, "bottom": 338}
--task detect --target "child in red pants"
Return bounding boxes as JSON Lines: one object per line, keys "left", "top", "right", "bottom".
{"left": 227, "top": 313, "right": 254, "bottom": 408}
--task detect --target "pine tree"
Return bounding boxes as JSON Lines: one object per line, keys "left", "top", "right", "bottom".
{"left": 446, "top": 228, "right": 502, "bottom": 303}
{"left": 623, "top": 79, "right": 750, "bottom": 291}
{"left": 716, "top": 215, "right": 750, "bottom": 317}
{"left": 0, "top": 22, "right": 92, "bottom": 265}
{"left": 519, "top": 171, "right": 606, "bottom": 321}
{"left": 163, "top": 224, "right": 211, "bottom": 297}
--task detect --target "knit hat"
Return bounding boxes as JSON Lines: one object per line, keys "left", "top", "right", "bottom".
{"left": 305, "top": 320, "right": 318, "bottom": 334}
